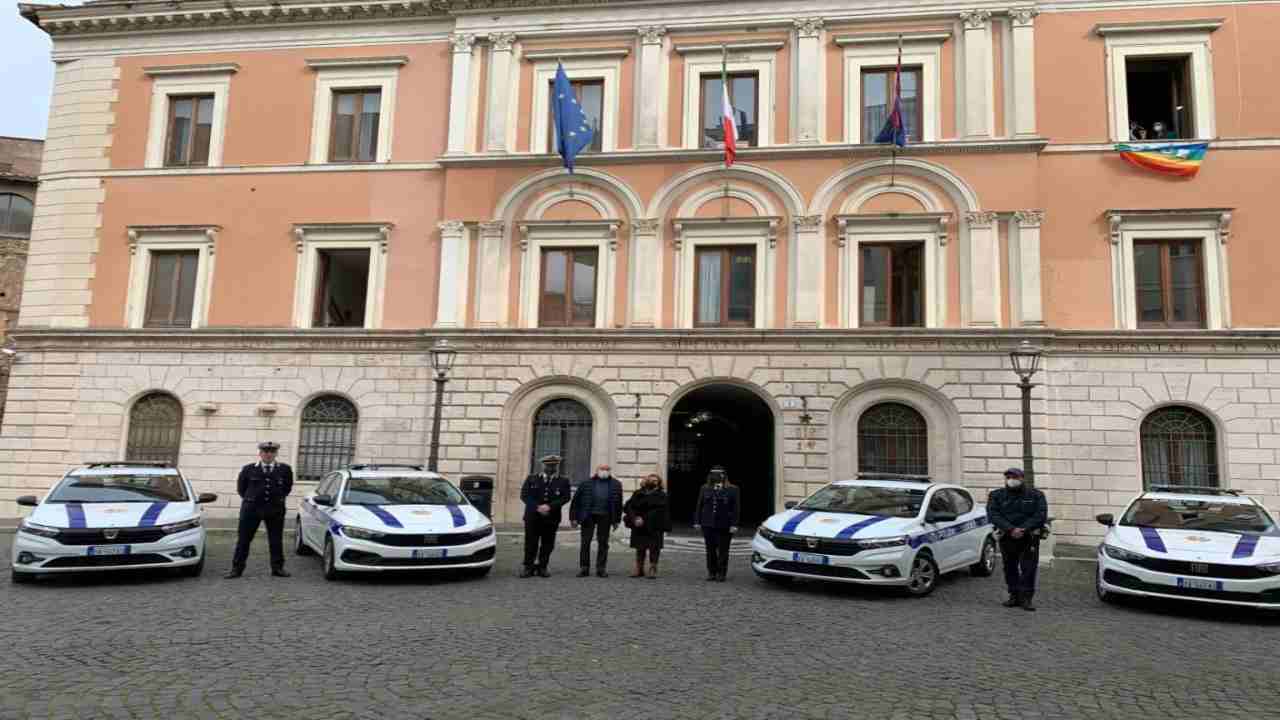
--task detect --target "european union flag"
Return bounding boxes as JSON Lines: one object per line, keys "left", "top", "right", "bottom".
{"left": 552, "top": 63, "right": 594, "bottom": 173}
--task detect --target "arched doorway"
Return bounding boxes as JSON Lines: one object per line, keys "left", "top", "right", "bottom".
{"left": 667, "top": 384, "right": 775, "bottom": 527}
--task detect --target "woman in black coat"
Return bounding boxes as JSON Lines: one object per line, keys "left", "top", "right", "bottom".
{"left": 623, "top": 473, "right": 672, "bottom": 579}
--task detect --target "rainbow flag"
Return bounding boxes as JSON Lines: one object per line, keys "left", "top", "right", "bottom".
{"left": 1115, "top": 141, "right": 1208, "bottom": 177}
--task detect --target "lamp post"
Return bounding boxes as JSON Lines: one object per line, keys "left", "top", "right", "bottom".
{"left": 427, "top": 338, "right": 458, "bottom": 472}
{"left": 1008, "top": 339, "right": 1043, "bottom": 486}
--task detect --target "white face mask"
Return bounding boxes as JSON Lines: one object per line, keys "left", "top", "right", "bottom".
{"left": 1006, "top": 478, "right": 1023, "bottom": 489}
{"left": 599, "top": 471, "right": 610, "bottom": 479}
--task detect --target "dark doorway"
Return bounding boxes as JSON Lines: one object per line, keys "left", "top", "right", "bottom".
{"left": 667, "top": 384, "right": 775, "bottom": 528}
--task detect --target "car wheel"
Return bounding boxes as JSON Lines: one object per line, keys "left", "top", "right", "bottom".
{"left": 323, "top": 537, "right": 340, "bottom": 582}
{"left": 970, "top": 536, "right": 997, "bottom": 577}
{"left": 905, "top": 552, "right": 939, "bottom": 597}
{"left": 10, "top": 568, "right": 34, "bottom": 584}
{"left": 294, "top": 516, "right": 315, "bottom": 556}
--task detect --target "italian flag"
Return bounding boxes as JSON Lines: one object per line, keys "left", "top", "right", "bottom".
{"left": 720, "top": 48, "right": 737, "bottom": 167}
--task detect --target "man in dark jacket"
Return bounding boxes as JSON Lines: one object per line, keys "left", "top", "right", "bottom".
{"left": 569, "top": 463, "right": 624, "bottom": 577}
{"left": 986, "top": 468, "right": 1048, "bottom": 610}
{"left": 225, "top": 441, "right": 294, "bottom": 579}
{"left": 694, "top": 466, "right": 740, "bottom": 582}
{"left": 519, "top": 454, "right": 572, "bottom": 578}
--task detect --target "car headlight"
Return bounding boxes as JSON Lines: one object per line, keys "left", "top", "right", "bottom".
{"left": 854, "top": 535, "right": 907, "bottom": 550}
{"left": 469, "top": 524, "right": 494, "bottom": 540}
{"left": 161, "top": 517, "right": 202, "bottom": 534}
{"left": 18, "top": 520, "right": 60, "bottom": 539}
{"left": 757, "top": 526, "right": 778, "bottom": 541}
{"left": 341, "top": 525, "right": 384, "bottom": 541}
{"left": 1256, "top": 560, "right": 1280, "bottom": 576}
{"left": 1103, "top": 544, "right": 1147, "bottom": 563}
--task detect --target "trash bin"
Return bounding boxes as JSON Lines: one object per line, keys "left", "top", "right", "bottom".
{"left": 459, "top": 476, "right": 494, "bottom": 519}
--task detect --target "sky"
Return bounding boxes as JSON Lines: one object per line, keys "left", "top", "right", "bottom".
{"left": 0, "top": 0, "right": 55, "bottom": 140}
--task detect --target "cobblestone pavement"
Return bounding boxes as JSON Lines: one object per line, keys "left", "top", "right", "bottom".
{"left": 2, "top": 531, "right": 1278, "bottom": 720}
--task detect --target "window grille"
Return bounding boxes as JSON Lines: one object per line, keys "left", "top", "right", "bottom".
{"left": 298, "top": 395, "right": 358, "bottom": 483}
{"left": 530, "top": 399, "right": 593, "bottom": 483}
{"left": 857, "top": 402, "right": 928, "bottom": 476}
{"left": 1141, "top": 406, "right": 1218, "bottom": 488}
{"left": 125, "top": 392, "right": 183, "bottom": 465}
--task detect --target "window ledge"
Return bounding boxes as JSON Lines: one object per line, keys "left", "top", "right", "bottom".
{"left": 523, "top": 47, "right": 630, "bottom": 61}
{"left": 305, "top": 56, "right": 409, "bottom": 70}
{"left": 834, "top": 31, "right": 951, "bottom": 46}
{"left": 675, "top": 41, "right": 785, "bottom": 55}
{"left": 143, "top": 63, "right": 239, "bottom": 77}
{"left": 1094, "top": 19, "right": 1223, "bottom": 36}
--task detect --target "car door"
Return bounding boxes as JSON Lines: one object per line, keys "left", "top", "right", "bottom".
{"left": 945, "top": 489, "right": 980, "bottom": 566}
{"left": 922, "top": 489, "right": 960, "bottom": 568}
{"left": 306, "top": 472, "right": 340, "bottom": 548}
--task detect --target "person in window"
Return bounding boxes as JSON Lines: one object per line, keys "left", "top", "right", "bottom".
{"left": 986, "top": 468, "right": 1049, "bottom": 611}
{"left": 1129, "top": 122, "right": 1148, "bottom": 140}
{"left": 1150, "top": 121, "right": 1174, "bottom": 139}
{"left": 569, "top": 463, "right": 623, "bottom": 578}
{"left": 693, "top": 466, "right": 740, "bottom": 582}
{"left": 624, "top": 473, "right": 672, "bottom": 579}
{"left": 225, "top": 441, "right": 294, "bottom": 579}
{"left": 519, "top": 454, "right": 571, "bottom": 578}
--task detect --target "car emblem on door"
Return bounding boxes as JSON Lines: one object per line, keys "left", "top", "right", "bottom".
{"left": 1190, "top": 562, "right": 1210, "bottom": 574}
{"left": 805, "top": 537, "right": 819, "bottom": 549}
{"left": 103, "top": 529, "right": 119, "bottom": 540}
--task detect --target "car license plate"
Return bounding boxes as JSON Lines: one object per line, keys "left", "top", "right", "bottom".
{"left": 412, "top": 548, "right": 447, "bottom": 559}
{"left": 792, "top": 552, "right": 829, "bottom": 565}
{"left": 88, "top": 545, "right": 130, "bottom": 556}
{"left": 1177, "top": 577, "right": 1223, "bottom": 591}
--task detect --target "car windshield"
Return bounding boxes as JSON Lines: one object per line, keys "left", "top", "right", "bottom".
{"left": 1121, "top": 498, "right": 1276, "bottom": 535}
{"left": 795, "top": 485, "right": 925, "bottom": 518}
{"left": 342, "top": 476, "right": 466, "bottom": 506}
{"left": 47, "top": 474, "right": 188, "bottom": 503}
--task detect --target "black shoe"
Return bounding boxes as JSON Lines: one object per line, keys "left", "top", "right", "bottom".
{"left": 717, "top": 574, "right": 727, "bottom": 582}
{"left": 577, "top": 568, "right": 590, "bottom": 578}
{"left": 1002, "top": 595, "right": 1022, "bottom": 608}
{"left": 1022, "top": 597, "right": 1037, "bottom": 611}
{"left": 223, "top": 569, "right": 243, "bottom": 579}
{"left": 536, "top": 567, "right": 551, "bottom": 578}
{"left": 519, "top": 567, "right": 533, "bottom": 578}
{"left": 271, "top": 568, "right": 291, "bottom": 578}
{"left": 597, "top": 568, "right": 608, "bottom": 578}
{"left": 706, "top": 574, "right": 718, "bottom": 581}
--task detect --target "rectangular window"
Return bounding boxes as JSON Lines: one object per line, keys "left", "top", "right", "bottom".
{"left": 700, "top": 72, "right": 758, "bottom": 149}
{"left": 1134, "top": 239, "right": 1204, "bottom": 328}
{"left": 694, "top": 246, "right": 755, "bottom": 327}
{"left": 329, "top": 89, "right": 382, "bottom": 163}
{"left": 164, "top": 95, "right": 214, "bottom": 167}
{"left": 547, "top": 78, "right": 604, "bottom": 154}
{"left": 1125, "top": 56, "right": 1194, "bottom": 140}
{"left": 860, "top": 66, "right": 922, "bottom": 143}
{"left": 860, "top": 243, "right": 925, "bottom": 327}
{"left": 144, "top": 250, "right": 200, "bottom": 328}
{"left": 539, "top": 248, "right": 598, "bottom": 327}
{"left": 312, "top": 248, "right": 371, "bottom": 327}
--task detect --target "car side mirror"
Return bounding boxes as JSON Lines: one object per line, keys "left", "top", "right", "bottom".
{"left": 196, "top": 493, "right": 218, "bottom": 504}
{"left": 16, "top": 495, "right": 37, "bottom": 507}
{"left": 313, "top": 494, "right": 334, "bottom": 507}
{"left": 1095, "top": 513, "right": 1115, "bottom": 527}
{"left": 784, "top": 501, "right": 798, "bottom": 510}
{"left": 926, "top": 511, "right": 957, "bottom": 524}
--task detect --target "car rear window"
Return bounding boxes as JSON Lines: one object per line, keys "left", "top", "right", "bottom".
{"left": 47, "top": 474, "right": 188, "bottom": 503}
{"left": 1121, "top": 498, "right": 1275, "bottom": 535}
{"left": 796, "top": 485, "right": 925, "bottom": 518}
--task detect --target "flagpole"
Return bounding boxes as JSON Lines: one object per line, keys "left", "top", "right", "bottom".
{"left": 721, "top": 44, "right": 730, "bottom": 216}
{"left": 556, "top": 57, "right": 576, "bottom": 198}
{"left": 889, "top": 34, "right": 902, "bottom": 187}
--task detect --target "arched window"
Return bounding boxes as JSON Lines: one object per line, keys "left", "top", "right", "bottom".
{"left": 298, "top": 395, "right": 358, "bottom": 482}
{"left": 1141, "top": 406, "right": 1218, "bottom": 488}
{"left": 530, "top": 398, "right": 593, "bottom": 482}
{"left": 126, "top": 392, "right": 183, "bottom": 465}
{"left": 0, "top": 194, "right": 33, "bottom": 236}
{"left": 857, "top": 402, "right": 928, "bottom": 476}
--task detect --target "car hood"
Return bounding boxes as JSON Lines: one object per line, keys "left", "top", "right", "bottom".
{"left": 335, "top": 504, "right": 486, "bottom": 532}
{"left": 763, "top": 509, "right": 917, "bottom": 539}
{"left": 1111, "top": 525, "right": 1280, "bottom": 561}
{"left": 31, "top": 501, "right": 197, "bottom": 529}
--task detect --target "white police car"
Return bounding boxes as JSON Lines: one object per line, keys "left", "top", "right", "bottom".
{"left": 11, "top": 462, "right": 216, "bottom": 583}
{"left": 295, "top": 464, "right": 495, "bottom": 580}
{"left": 1095, "top": 486, "right": 1280, "bottom": 610}
{"left": 751, "top": 474, "right": 996, "bottom": 596}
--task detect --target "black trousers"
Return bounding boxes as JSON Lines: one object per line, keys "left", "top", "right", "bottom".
{"left": 702, "top": 527, "right": 733, "bottom": 576}
{"left": 579, "top": 514, "right": 611, "bottom": 569}
{"left": 999, "top": 534, "right": 1040, "bottom": 597}
{"left": 231, "top": 502, "right": 286, "bottom": 571}
{"left": 523, "top": 519, "right": 558, "bottom": 568}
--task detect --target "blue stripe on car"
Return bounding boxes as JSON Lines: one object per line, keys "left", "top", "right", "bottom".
{"left": 364, "top": 505, "right": 404, "bottom": 528}
{"left": 835, "top": 515, "right": 891, "bottom": 539}
{"left": 139, "top": 502, "right": 168, "bottom": 527}
{"left": 1139, "top": 527, "right": 1167, "bottom": 553}
{"left": 908, "top": 516, "right": 990, "bottom": 549}
{"left": 447, "top": 505, "right": 465, "bottom": 527}
{"left": 1233, "top": 534, "right": 1260, "bottom": 559}
{"left": 782, "top": 511, "right": 814, "bottom": 533}
{"left": 66, "top": 503, "right": 86, "bottom": 528}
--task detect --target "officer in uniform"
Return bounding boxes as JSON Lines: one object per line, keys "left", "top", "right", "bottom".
{"left": 693, "top": 466, "right": 740, "bottom": 582}
{"left": 519, "top": 454, "right": 571, "bottom": 578}
{"left": 986, "top": 468, "right": 1048, "bottom": 610}
{"left": 225, "top": 441, "right": 294, "bottom": 579}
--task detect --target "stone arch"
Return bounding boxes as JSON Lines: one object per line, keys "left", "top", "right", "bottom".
{"left": 529, "top": 185, "right": 619, "bottom": 221}
{"left": 829, "top": 379, "right": 962, "bottom": 485}
{"left": 809, "top": 157, "right": 980, "bottom": 216}
{"left": 493, "top": 167, "right": 644, "bottom": 222}
{"left": 647, "top": 162, "right": 804, "bottom": 219}
{"left": 676, "top": 185, "right": 777, "bottom": 218}
{"left": 840, "top": 177, "right": 946, "bottom": 214}
{"left": 1135, "top": 401, "right": 1229, "bottom": 490}
{"left": 497, "top": 376, "right": 618, "bottom": 523}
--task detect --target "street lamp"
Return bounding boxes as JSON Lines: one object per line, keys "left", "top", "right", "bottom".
{"left": 427, "top": 338, "right": 458, "bottom": 472}
{"left": 1009, "top": 339, "right": 1043, "bottom": 486}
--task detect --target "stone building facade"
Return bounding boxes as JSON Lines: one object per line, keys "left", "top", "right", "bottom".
{"left": 8, "top": 0, "right": 1280, "bottom": 542}
{"left": 0, "top": 136, "right": 40, "bottom": 424}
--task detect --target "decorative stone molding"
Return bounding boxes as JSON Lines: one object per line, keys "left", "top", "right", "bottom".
{"left": 488, "top": 32, "right": 516, "bottom": 52}
{"left": 674, "top": 41, "right": 786, "bottom": 55}
{"left": 523, "top": 48, "right": 630, "bottom": 61}
{"left": 1008, "top": 7, "right": 1039, "bottom": 26}
{"left": 437, "top": 220, "right": 466, "bottom": 235}
{"left": 834, "top": 31, "right": 952, "bottom": 46}
{"left": 960, "top": 9, "right": 993, "bottom": 30}
{"left": 630, "top": 218, "right": 661, "bottom": 234}
{"left": 292, "top": 223, "right": 392, "bottom": 253}
{"left": 964, "top": 211, "right": 998, "bottom": 228}
{"left": 1219, "top": 211, "right": 1232, "bottom": 244}
{"left": 793, "top": 17, "right": 824, "bottom": 38}
{"left": 143, "top": 63, "right": 239, "bottom": 77}
{"left": 450, "top": 33, "right": 476, "bottom": 53}
{"left": 304, "top": 56, "right": 408, "bottom": 69}
{"left": 637, "top": 25, "right": 666, "bottom": 45}
{"left": 128, "top": 225, "right": 220, "bottom": 256}
{"left": 1014, "top": 210, "right": 1044, "bottom": 228}
{"left": 792, "top": 215, "right": 824, "bottom": 231}
{"left": 478, "top": 221, "right": 505, "bottom": 236}
{"left": 1094, "top": 19, "right": 1224, "bottom": 36}
{"left": 1108, "top": 214, "right": 1123, "bottom": 245}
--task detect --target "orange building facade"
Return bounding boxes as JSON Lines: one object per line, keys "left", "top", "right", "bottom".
{"left": 7, "top": 0, "right": 1280, "bottom": 541}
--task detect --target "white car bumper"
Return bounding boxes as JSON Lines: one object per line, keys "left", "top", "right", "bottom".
{"left": 1098, "top": 549, "right": 1280, "bottom": 609}
{"left": 11, "top": 527, "right": 206, "bottom": 575}
{"left": 333, "top": 533, "right": 497, "bottom": 572}
{"left": 750, "top": 534, "right": 914, "bottom": 586}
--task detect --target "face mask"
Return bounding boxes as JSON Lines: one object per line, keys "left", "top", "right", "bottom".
{"left": 645, "top": 481, "right": 658, "bottom": 490}
{"left": 1006, "top": 478, "right": 1023, "bottom": 489}
{"left": 599, "top": 471, "right": 611, "bottom": 479}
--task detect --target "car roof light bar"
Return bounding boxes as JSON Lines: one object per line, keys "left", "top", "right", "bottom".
{"left": 1146, "top": 485, "right": 1240, "bottom": 496}
{"left": 855, "top": 472, "right": 932, "bottom": 483}
{"left": 348, "top": 463, "right": 427, "bottom": 472}
{"left": 83, "top": 461, "right": 173, "bottom": 468}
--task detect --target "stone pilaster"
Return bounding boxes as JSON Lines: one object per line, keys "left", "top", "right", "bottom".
{"left": 1011, "top": 210, "right": 1044, "bottom": 327}
{"left": 966, "top": 210, "right": 1000, "bottom": 327}
{"left": 485, "top": 33, "right": 516, "bottom": 152}
{"left": 635, "top": 26, "right": 666, "bottom": 150}
{"left": 436, "top": 221, "right": 471, "bottom": 328}
{"left": 960, "top": 10, "right": 994, "bottom": 138}
{"left": 474, "top": 221, "right": 508, "bottom": 327}
{"left": 1009, "top": 8, "right": 1039, "bottom": 137}
{"left": 793, "top": 18, "right": 825, "bottom": 144}
{"left": 791, "top": 215, "right": 824, "bottom": 327}
{"left": 446, "top": 33, "right": 477, "bottom": 154}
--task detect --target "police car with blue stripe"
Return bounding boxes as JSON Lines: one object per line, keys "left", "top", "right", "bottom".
{"left": 751, "top": 474, "right": 996, "bottom": 596}
{"left": 1095, "top": 486, "right": 1280, "bottom": 610}
{"left": 11, "top": 461, "right": 216, "bottom": 583}
{"left": 295, "top": 464, "right": 495, "bottom": 580}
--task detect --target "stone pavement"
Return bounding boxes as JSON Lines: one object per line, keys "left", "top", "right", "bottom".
{"left": 1, "top": 530, "right": 1277, "bottom": 720}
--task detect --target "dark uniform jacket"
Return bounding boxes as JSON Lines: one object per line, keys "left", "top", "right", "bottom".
{"left": 695, "top": 483, "right": 741, "bottom": 529}
{"left": 986, "top": 486, "right": 1048, "bottom": 533}
{"left": 237, "top": 462, "right": 294, "bottom": 507}
{"left": 520, "top": 473, "right": 571, "bottom": 523}
{"left": 569, "top": 475, "right": 624, "bottom": 524}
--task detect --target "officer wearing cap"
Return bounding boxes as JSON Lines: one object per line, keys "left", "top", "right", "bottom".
{"left": 986, "top": 468, "right": 1048, "bottom": 610}
{"left": 519, "top": 454, "right": 571, "bottom": 578}
{"left": 225, "top": 441, "right": 294, "bottom": 579}
{"left": 693, "top": 465, "right": 740, "bottom": 582}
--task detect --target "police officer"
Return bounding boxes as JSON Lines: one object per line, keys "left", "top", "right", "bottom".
{"left": 693, "top": 466, "right": 740, "bottom": 582}
{"left": 519, "top": 454, "right": 571, "bottom": 578}
{"left": 224, "top": 441, "right": 294, "bottom": 579}
{"left": 986, "top": 468, "right": 1048, "bottom": 611}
